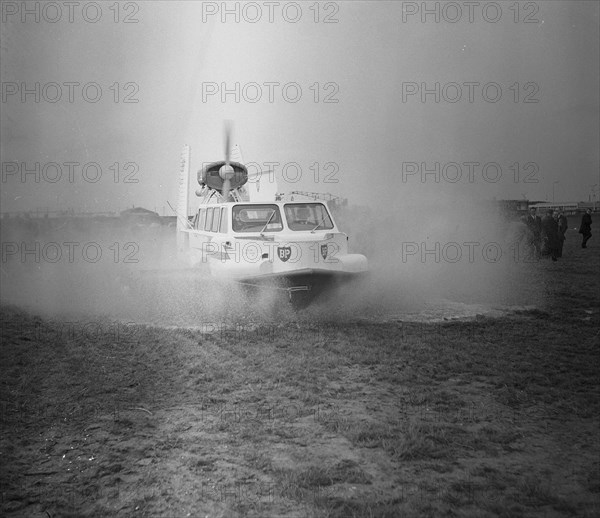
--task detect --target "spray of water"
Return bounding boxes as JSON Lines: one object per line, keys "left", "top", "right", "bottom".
{"left": 0, "top": 188, "right": 539, "bottom": 326}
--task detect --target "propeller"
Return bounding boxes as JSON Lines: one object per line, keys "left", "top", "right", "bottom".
{"left": 219, "top": 120, "right": 235, "bottom": 201}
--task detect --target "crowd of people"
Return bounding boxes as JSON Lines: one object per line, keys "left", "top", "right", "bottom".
{"left": 521, "top": 207, "right": 593, "bottom": 262}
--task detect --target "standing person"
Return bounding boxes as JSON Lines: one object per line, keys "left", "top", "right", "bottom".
{"left": 541, "top": 209, "right": 560, "bottom": 261}
{"left": 557, "top": 211, "right": 568, "bottom": 258}
{"left": 578, "top": 208, "right": 593, "bottom": 248}
{"left": 522, "top": 206, "right": 542, "bottom": 259}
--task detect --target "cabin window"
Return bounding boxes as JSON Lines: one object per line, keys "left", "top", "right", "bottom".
{"left": 219, "top": 208, "right": 228, "bottom": 233}
{"left": 232, "top": 204, "right": 283, "bottom": 232}
{"left": 205, "top": 208, "right": 213, "bottom": 231}
{"left": 211, "top": 208, "right": 221, "bottom": 232}
{"left": 199, "top": 208, "right": 206, "bottom": 230}
{"left": 284, "top": 203, "right": 334, "bottom": 231}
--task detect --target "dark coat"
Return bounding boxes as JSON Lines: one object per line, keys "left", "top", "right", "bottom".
{"left": 541, "top": 215, "right": 560, "bottom": 250}
{"left": 558, "top": 215, "right": 568, "bottom": 235}
{"left": 579, "top": 213, "right": 592, "bottom": 235}
{"left": 522, "top": 214, "right": 542, "bottom": 238}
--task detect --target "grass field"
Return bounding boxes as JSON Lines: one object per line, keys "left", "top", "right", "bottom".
{"left": 1, "top": 221, "right": 599, "bottom": 517}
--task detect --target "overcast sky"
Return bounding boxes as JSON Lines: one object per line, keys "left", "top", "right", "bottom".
{"left": 1, "top": 1, "right": 598, "bottom": 213}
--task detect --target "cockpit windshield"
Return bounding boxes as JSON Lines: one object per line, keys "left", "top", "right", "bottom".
{"left": 232, "top": 204, "right": 283, "bottom": 232}
{"left": 284, "top": 203, "right": 334, "bottom": 231}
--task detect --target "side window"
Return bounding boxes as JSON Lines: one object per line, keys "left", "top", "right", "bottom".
{"left": 211, "top": 208, "right": 221, "bottom": 232}
{"left": 219, "top": 208, "right": 228, "bottom": 233}
{"left": 199, "top": 209, "right": 206, "bottom": 230}
{"left": 205, "top": 208, "right": 213, "bottom": 231}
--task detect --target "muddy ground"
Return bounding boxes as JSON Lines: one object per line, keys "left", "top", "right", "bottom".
{"left": 1, "top": 218, "right": 599, "bottom": 517}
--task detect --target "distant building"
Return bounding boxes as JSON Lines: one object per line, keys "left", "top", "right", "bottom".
{"left": 492, "top": 199, "right": 598, "bottom": 219}
{"left": 529, "top": 202, "right": 596, "bottom": 215}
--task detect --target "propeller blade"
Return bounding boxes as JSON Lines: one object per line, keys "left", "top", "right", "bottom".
{"left": 222, "top": 177, "right": 231, "bottom": 202}
{"left": 224, "top": 120, "right": 232, "bottom": 166}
